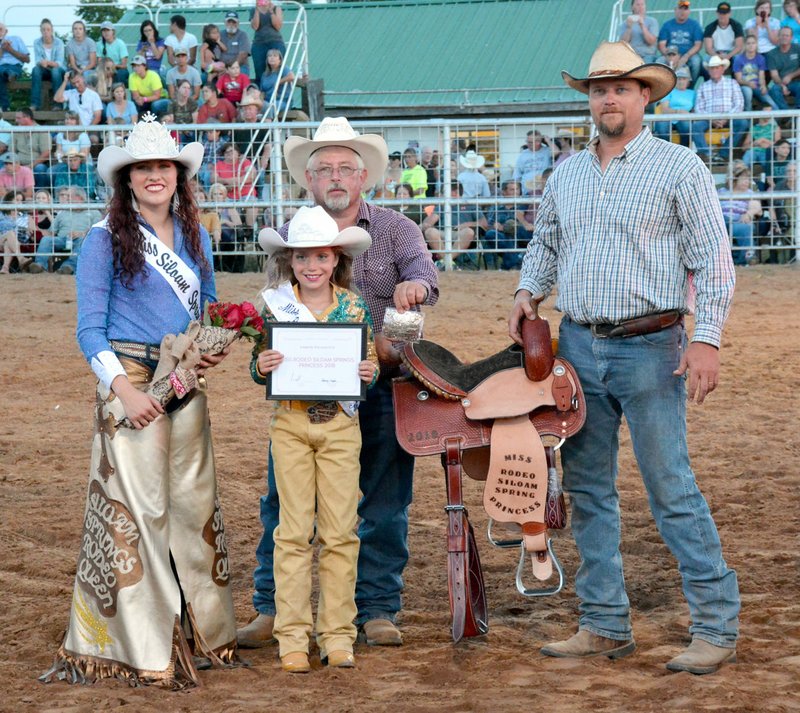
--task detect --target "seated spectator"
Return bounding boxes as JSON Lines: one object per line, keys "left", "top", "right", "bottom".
{"left": 742, "top": 107, "right": 781, "bottom": 165}
{"left": 0, "top": 190, "right": 32, "bottom": 273}
{"left": 653, "top": 66, "right": 695, "bottom": 146}
{"left": 691, "top": 56, "right": 747, "bottom": 160}
{"left": 553, "top": 131, "right": 577, "bottom": 167}
{"left": 165, "top": 14, "right": 199, "bottom": 68}
{"left": 617, "top": 0, "right": 659, "bottom": 63}
{"left": 128, "top": 55, "right": 169, "bottom": 116}
{"left": 198, "top": 85, "right": 237, "bottom": 123}
{"left": 734, "top": 34, "right": 779, "bottom": 110}
{"left": 370, "top": 150, "right": 402, "bottom": 199}
{"left": 169, "top": 78, "right": 199, "bottom": 127}
{"left": 54, "top": 71, "right": 103, "bottom": 128}
{"left": 0, "top": 23, "right": 30, "bottom": 112}
{"left": 65, "top": 20, "right": 97, "bottom": 80}
{"left": 0, "top": 153, "right": 34, "bottom": 200}
{"left": 28, "top": 188, "right": 54, "bottom": 256}
{"left": 704, "top": 3, "right": 744, "bottom": 68}
{"left": 94, "top": 57, "right": 117, "bottom": 105}
{"left": 763, "top": 136, "right": 793, "bottom": 185}
{"left": 217, "top": 59, "right": 250, "bottom": 106}
{"left": 513, "top": 130, "right": 552, "bottom": 194}
{"left": 208, "top": 181, "right": 246, "bottom": 258}
{"left": 393, "top": 182, "right": 442, "bottom": 254}
{"left": 105, "top": 83, "right": 138, "bottom": 124}
{"left": 197, "top": 184, "right": 242, "bottom": 272}
{"left": 770, "top": 161, "right": 796, "bottom": 262}
{"left": 136, "top": 20, "right": 166, "bottom": 77}
{"left": 657, "top": 1, "right": 703, "bottom": 84}
{"left": 199, "top": 121, "right": 227, "bottom": 188}
{"left": 744, "top": 0, "right": 781, "bottom": 54}
{"left": 97, "top": 22, "right": 129, "bottom": 85}
{"left": 782, "top": 0, "right": 800, "bottom": 43}
{"left": 51, "top": 148, "right": 96, "bottom": 199}
{"left": 12, "top": 108, "right": 52, "bottom": 189}
{"left": 213, "top": 143, "right": 257, "bottom": 228}
{"left": 260, "top": 48, "right": 294, "bottom": 117}
{"left": 484, "top": 179, "right": 533, "bottom": 271}
{"left": 457, "top": 150, "right": 491, "bottom": 199}
{"left": 446, "top": 181, "right": 487, "bottom": 270}
{"left": 232, "top": 94, "right": 271, "bottom": 165}
{"left": 767, "top": 26, "right": 800, "bottom": 108}
{"left": 401, "top": 148, "right": 427, "bottom": 198}
{"left": 165, "top": 47, "right": 201, "bottom": 102}
{"left": 420, "top": 146, "right": 440, "bottom": 197}
{"left": 201, "top": 24, "right": 227, "bottom": 85}
{"left": 28, "top": 186, "right": 102, "bottom": 274}
{"left": 55, "top": 111, "right": 91, "bottom": 163}
{"left": 221, "top": 12, "right": 252, "bottom": 75}
{"left": 718, "top": 162, "right": 762, "bottom": 265}
{"left": 31, "top": 19, "right": 66, "bottom": 112}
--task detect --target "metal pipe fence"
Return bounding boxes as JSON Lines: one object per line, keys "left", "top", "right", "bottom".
{"left": 1, "top": 112, "right": 797, "bottom": 273}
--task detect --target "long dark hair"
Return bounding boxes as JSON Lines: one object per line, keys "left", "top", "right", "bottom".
{"left": 139, "top": 20, "right": 161, "bottom": 43}
{"left": 107, "top": 164, "right": 210, "bottom": 288}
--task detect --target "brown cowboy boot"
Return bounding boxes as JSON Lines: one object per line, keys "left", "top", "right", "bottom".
{"left": 360, "top": 619, "right": 403, "bottom": 646}
{"left": 236, "top": 613, "right": 276, "bottom": 648}
{"left": 666, "top": 638, "right": 736, "bottom": 675}
{"left": 540, "top": 629, "right": 636, "bottom": 659}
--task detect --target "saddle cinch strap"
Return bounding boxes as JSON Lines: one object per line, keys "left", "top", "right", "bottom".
{"left": 480, "top": 414, "right": 554, "bottom": 581}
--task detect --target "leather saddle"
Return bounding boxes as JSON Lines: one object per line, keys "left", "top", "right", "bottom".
{"left": 392, "top": 311, "right": 586, "bottom": 642}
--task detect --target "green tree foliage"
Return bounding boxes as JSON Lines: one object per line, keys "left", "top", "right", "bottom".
{"left": 76, "top": 0, "right": 125, "bottom": 30}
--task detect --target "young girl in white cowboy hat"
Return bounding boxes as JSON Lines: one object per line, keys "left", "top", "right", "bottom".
{"left": 252, "top": 205, "right": 379, "bottom": 673}
{"left": 41, "top": 113, "right": 239, "bottom": 689}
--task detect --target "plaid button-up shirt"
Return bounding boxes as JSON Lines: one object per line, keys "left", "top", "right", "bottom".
{"left": 518, "top": 127, "right": 735, "bottom": 347}
{"left": 693, "top": 76, "right": 744, "bottom": 114}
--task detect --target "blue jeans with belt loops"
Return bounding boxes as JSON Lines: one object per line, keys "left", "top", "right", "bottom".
{"left": 556, "top": 317, "right": 740, "bottom": 647}
{"left": 253, "top": 378, "right": 414, "bottom": 625}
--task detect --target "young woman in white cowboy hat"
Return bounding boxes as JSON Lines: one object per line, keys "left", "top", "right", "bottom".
{"left": 41, "top": 114, "right": 239, "bottom": 689}
{"left": 251, "top": 205, "right": 379, "bottom": 673}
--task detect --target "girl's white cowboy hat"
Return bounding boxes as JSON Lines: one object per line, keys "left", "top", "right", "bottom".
{"left": 258, "top": 205, "right": 372, "bottom": 257}
{"left": 284, "top": 116, "right": 388, "bottom": 190}
{"left": 97, "top": 112, "right": 204, "bottom": 185}
{"left": 459, "top": 150, "right": 486, "bottom": 169}
{"left": 561, "top": 41, "right": 676, "bottom": 103}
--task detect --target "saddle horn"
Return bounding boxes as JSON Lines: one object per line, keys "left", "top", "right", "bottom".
{"left": 521, "top": 305, "right": 554, "bottom": 382}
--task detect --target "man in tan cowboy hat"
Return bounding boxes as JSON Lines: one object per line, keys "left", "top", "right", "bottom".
{"left": 237, "top": 116, "right": 439, "bottom": 649}
{"left": 508, "top": 41, "right": 739, "bottom": 675}
{"left": 690, "top": 53, "right": 746, "bottom": 159}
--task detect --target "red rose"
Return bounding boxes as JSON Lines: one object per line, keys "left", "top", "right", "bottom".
{"left": 249, "top": 315, "right": 264, "bottom": 333}
{"left": 241, "top": 301, "right": 259, "bottom": 320}
{"left": 222, "top": 304, "right": 244, "bottom": 330}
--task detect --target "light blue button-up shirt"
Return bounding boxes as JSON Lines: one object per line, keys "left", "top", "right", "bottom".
{"left": 517, "top": 127, "right": 735, "bottom": 347}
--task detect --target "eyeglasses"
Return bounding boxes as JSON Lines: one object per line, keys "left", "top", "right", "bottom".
{"left": 311, "top": 166, "right": 361, "bottom": 179}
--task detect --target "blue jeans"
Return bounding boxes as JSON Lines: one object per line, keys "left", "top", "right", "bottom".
{"left": 742, "top": 147, "right": 769, "bottom": 167}
{"left": 739, "top": 84, "right": 778, "bottom": 111}
{"left": 31, "top": 65, "right": 66, "bottom": 110}
{"left": 691, "top": 119, "right": 749, "bottom": 156}
{"left": 484, "top": 228, "right": 530, "bottom": 270}
{"left": 251, "top": 42, "right": 286, "bottom": 84}
{"left": 768, "top": 80, "right": 800, "bottom": 109}
{"left": 0, "top": 63, "right": 23, "bottom": 111}
{"left": 556, "top": 318, "right": 740, "bottom": 647}
{"left": 253, "top": 378, "right": 415, "bottom": 624}
{"left": 34, "top": 235, "right": 82, "bottom": 272}
{"left": 33, "top": 163, "right": 51, "bottom": 189}
{"left": 652, "top": 119, "right": 691, "bottom": 147}
{"left": 729, "top": 220, "right": 754, "bottom": 265}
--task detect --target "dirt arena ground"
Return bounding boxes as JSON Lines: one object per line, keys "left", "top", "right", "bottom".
{"left": 1, "top": 267, "right": 798, "bottom": 713}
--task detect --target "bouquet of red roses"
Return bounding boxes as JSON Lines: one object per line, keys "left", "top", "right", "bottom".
{"left": 118, "top": 301, "right": 265, "bottom": 428}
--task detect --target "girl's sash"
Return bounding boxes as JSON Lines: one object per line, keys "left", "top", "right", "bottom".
{"left": 94, "top": 218, "right": 201, "bottom": 320}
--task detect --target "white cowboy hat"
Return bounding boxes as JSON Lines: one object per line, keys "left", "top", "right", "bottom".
{"left": 258, "top": 205, "right": 372, "bottom": 258}
{"left": 704, "top": 55, "right": 730, "bottom": 70}
{"left": 239, "top": 93, "right": 263, "bottom": 109}
{"left": 284, "top": 116, "right": 388, "bottom": 190}
{"left": 562, "top": 40, "right": 676, "bottom": 103}
{"left": 459, "top": 150, "right": 485, "bottom": 169}
{"left": 97, "top": 112, "right": 203, "bottom": 185}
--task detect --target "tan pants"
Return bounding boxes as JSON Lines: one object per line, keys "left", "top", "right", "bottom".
{"left": 270, "top": 406, "right": 361, "bottom": 658}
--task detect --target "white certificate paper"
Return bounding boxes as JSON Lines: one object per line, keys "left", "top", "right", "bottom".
{"left": 267, "top": 323, "right": 367, "bottom": 400}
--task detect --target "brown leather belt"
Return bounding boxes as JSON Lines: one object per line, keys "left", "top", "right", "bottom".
{"left": 585, "top": 310, "right": 683, "bottom": 339}
{"left": 110, "top": 340, "right": 161, "bottom": 361}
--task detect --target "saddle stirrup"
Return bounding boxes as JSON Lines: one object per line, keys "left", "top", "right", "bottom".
{"left": 515, "top": 537, "right": 564, "bottom": 598}
{"left": 486, "top": 518, "right": 522, "bottom": 549}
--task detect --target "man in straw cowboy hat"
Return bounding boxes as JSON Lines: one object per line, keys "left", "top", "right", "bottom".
{"left": 238, "top": 117, "right": 438, "bottom": 649}
{"left": 508, "top": 41, "right": 739, "bottom": 675}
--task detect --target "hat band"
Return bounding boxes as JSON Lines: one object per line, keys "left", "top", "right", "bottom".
{"left": 588, "top": 69, "right": 637, "bottom": 78}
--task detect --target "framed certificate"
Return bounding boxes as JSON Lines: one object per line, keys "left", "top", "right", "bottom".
{"left": 266, "top": 323, "right": 368, "bottom": 401}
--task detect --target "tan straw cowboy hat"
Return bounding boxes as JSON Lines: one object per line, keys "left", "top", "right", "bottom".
{"left": 562, "top": 41, "right": 676, "bottom": 103}
{"left": 258, "top": 205, "right": 372, "bottom": 258}
{"left": 97, "top": 112, "right": 203, "bottom": 185}
{"left": 283, "top": 116, "right": 388, "bottom": 191}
